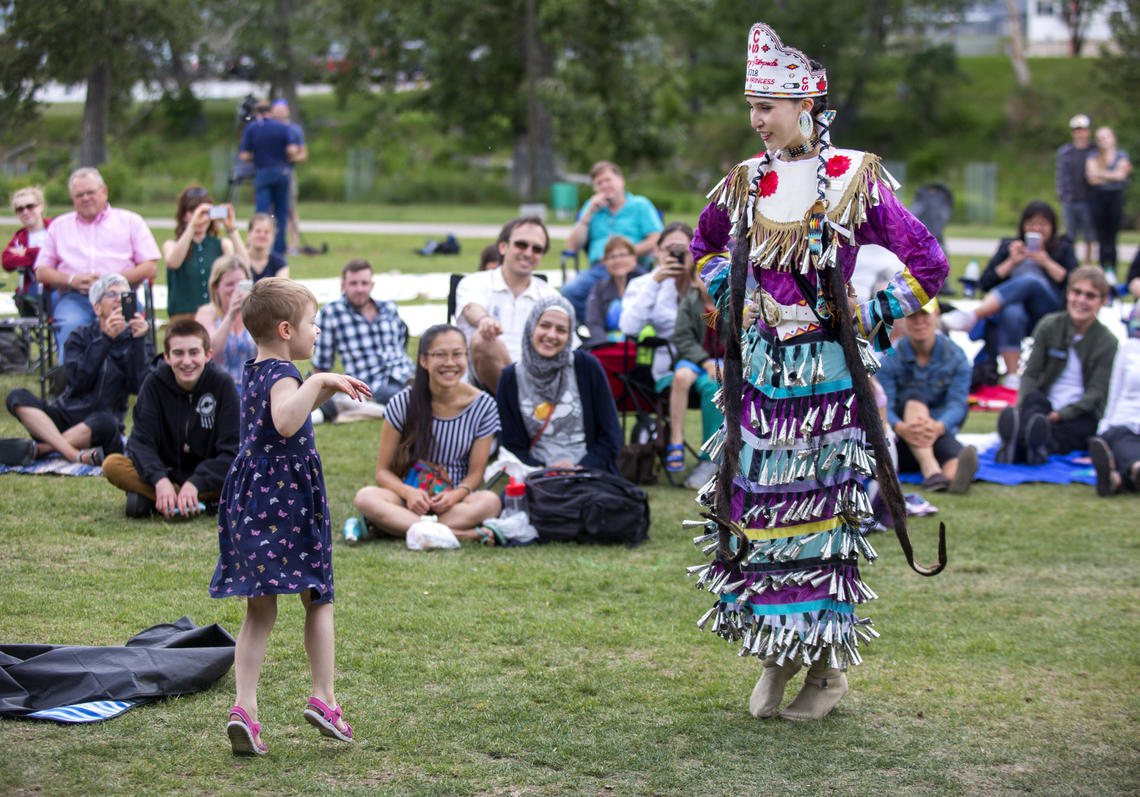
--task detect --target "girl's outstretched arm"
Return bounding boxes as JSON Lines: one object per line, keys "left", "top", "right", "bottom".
{"left": 270, "top": 372, "right": 371, "bottom": 438}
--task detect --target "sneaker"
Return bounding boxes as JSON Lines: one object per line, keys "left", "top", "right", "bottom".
{"left": 1001, "top": 372, "right": 1021, "bottom": 392}
{"left": 1088, "top": 436, "right": 1116, "bottom": 497}
{"left": 125, "top": 491, "right": 155, "bottom": 518}
{"left": 941, "top": 308, "right": 977, "bottom": 332}
{"left": 994, "top": 406, "right": 1020, "bottom": 464}
{"left": 342, "top": 517, "right": 363, "bottom": 544}
{"left": 948, "top": 445, "right": 978, "bottom": 494}
{"left": 1023, "top": 414, "right": 1050, "bottom": 466}
{"left": 0, "top": 438, "right": 36, "bottom": 467}
{"left": 684, "top": 459, "right": 718, "bottom": 490}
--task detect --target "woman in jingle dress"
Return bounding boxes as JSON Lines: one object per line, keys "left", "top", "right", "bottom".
{"left": 687, "top": 22, "right": 948, "bottom": 722}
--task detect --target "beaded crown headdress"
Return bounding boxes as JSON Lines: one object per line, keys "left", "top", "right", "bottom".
{"left": 744, "top": 22, "right": 827, "bottom": 98}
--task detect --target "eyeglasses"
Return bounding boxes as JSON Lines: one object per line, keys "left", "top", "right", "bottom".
{"left": 510, "top": 240, "right": 545, "bottom": 255}
{"left": 13, "top": 203, "right": 38, "bottom": 213}
{"left": 101, "top": 290, "right": 127, "bottom": 301}
{"left": 1068, "top": 287, "right": 1103, "bottom": 301}
{"left": 426, "top": 350, "right": 467, "bottom": 363}
{"left": 606, "top": 250, "right": 636, "bottom": 259}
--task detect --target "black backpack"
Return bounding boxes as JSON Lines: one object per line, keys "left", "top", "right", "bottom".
{"left": 524, "top": 467, "right": 650, "bottom": 546}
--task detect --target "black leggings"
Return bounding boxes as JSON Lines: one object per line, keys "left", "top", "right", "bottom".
{"left": 1018, "top": 390, "right": 1097, "bottom": 459}
{"left": 1089, "top": 189, "right": 1124, "bottom": 273}
{"left": 5, "top": 388, "right": 124, "bottom": 454}
{"left": 1102, "top": 425, "right": 1140, "bottom": 490}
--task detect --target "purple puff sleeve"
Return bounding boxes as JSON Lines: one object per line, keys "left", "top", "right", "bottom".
{"left": 692, "top": 201, "right": 733, "bottom": 304}
{"left": 849, "top": 181, "right": 949, "bottom": 346}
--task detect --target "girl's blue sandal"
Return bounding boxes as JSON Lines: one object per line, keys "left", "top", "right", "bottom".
{"left": 665, "top": 444, "right": 685, "bottom": 473}
{"left": 226, "top": 705, "right": 268, "bottom": 756}
{"left": 303, "top": 696, "right": 354, "bottom": 742}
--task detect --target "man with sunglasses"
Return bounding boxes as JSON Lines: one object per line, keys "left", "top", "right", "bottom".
{"left": 33, "top": 168, "right": 159, "bottom": 361}
{"left": 455, "top": 216, "right": 561, "bottom": 394}
{"left": 996, "top": 265, "right": 1118, "bottom": 465}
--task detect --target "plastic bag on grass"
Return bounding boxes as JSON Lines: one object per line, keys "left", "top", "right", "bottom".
{"left": 485, "top": 513, "right": 539, "bottom": 545}
{"left": 406, "top": 516, "right": 460, "bottom": 551}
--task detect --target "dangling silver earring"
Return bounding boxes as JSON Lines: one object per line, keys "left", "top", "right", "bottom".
{"left": 798, "top": 110, "right": 814, "bottom": 141}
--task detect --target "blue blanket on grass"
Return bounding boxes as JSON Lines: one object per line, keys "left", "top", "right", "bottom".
{"left": 0, "top": 453, "right": 101, "bottom": 477}
{"left": 899, "top": 445, "right": 1096, "bottom": 486}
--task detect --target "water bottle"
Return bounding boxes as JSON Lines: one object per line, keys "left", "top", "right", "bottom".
{"left": 959, "top": 259, "right": 981, "bottom": 298}
{"left": 502, "top": 478, "right": 527, "bottom": 518}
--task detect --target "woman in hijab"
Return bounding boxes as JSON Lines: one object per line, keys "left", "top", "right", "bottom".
{"left": 496, "top": 295, "right": 622, "bottom": 474}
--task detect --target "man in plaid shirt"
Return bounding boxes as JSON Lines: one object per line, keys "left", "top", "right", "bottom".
{"left": 312, "top": 259, "right": 414, "bottom": 413}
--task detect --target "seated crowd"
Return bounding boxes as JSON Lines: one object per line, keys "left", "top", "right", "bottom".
{"left": 1, "top": 177, "right": 1136, "bottom": 539}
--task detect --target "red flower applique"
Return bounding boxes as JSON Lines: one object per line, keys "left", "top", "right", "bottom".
{"left": 825, "top": 155, "right": 851, "bottom": 178}
{"left": 816, "top": 77, "right": 827, "bottom": 92}
{"left": 758, "top": 171, "right": 779, "bottom": 198}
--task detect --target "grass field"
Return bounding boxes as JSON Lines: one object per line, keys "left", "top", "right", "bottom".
{"left": 0, "top": 365, "right": 1138, "bottom": 794}
{"left": 1, "top": 215, "right": 1138, "bottom": 794}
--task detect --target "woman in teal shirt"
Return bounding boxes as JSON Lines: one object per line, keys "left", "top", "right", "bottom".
{"left": 161, "top": 185, "right": 248, "bottom": 321}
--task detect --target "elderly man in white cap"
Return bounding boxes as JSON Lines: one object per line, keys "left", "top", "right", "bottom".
{"left": 0, "top": 273, "right": 152, "bottom": 467}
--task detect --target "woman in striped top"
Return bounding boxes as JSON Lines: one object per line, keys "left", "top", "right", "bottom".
{"left": 353, "top": 324, "right": 502, "bottom": 543}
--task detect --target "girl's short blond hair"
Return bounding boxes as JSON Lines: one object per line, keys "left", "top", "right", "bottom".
{"left": 243, "top": 277, "right": 318, "bottom": 344}
{"left": 206, "top": 254, "right": 251, "bottom": 312}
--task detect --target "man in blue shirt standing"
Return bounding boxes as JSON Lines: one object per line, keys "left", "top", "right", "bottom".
{"left": 239, "top": 103, "right": 303, "bottom": 256}
{"left": 877, "top": 298, "right": 978, "bottom": 494}
{"left": 561, "top": 161, "right": 662, "bottom": 319}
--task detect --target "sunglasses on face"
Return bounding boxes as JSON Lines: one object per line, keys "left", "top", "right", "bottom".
{"left": 510, "top": 240, "right": 545, "bottom": 255}
{"left": 14, "top": 203, "right": 38, "bottom": 213}
{"left": 185, "top": 187, "right": 209, "bottom": 199}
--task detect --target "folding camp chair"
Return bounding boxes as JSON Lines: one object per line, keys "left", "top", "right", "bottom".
{"left": 587, "top": 336, "right": 700, "bottom": 487}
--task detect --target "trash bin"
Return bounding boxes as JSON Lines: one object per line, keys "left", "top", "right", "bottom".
{"left": 551, "top": 182, "right": 578, "bottom": 221}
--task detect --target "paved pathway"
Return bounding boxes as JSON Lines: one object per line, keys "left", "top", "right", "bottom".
{"left": 4, "top": 215, "right": 1135, "bottom": 260}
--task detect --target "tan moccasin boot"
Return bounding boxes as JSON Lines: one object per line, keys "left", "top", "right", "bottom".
{"left": 749, "top": 656, "right": 803, "bottom": 718}
{"left": 778, "top": 660, "right": 848, "bottom": 721}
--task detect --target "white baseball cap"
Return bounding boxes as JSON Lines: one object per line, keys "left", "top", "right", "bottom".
{"left": 1069, "top": 114, "right": 1091, "bottom": 129}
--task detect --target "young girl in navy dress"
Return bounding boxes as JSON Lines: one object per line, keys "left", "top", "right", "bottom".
{"left": 209, "top": 277, "right": 371, "bottom": 755}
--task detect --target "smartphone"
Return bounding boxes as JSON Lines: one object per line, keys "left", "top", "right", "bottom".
{"left": 120, "top": 292, "right": 138, "bottom": 319}
{"left": 1024, "top": 232, "right": 1042, "bottom": 252}
{"left": 208, "top": 205, "right": 228, "bottom": 220}
{"left": 667, "top": 246, "right": 688, "bottom": 263}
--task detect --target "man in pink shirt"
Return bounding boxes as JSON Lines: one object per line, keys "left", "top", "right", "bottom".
{"left": 34, "top": 167, "right": 159, "bottom": 359}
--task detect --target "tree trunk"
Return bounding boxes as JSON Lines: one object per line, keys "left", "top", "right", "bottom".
{"left": 274, "top": 0, "right": 300, "bottom": 121}
{"left": 1005, "top": 0, "right": 1032, "bottom": 86}
{"left": 1066, "top": 1, "right": 1087, "bottom": 56}
{"left": 80, "top": 60, "right": 110, "bottom": 166}
{"left": 839, "top": 0, "right": 888, "bottom": 130}
{"left": 518, "top": 0, "right": 554, "bottom": 202}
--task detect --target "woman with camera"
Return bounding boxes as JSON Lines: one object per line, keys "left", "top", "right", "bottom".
{"left": 943, "top": 200, "right": 1078, "bottom": 388}
{"left": 194, "top": 255, "right": 256, "bottom": 394}
{"left": 162, "top": 186, "right": 248, "bottom": 322}
{"left": 618, "top": 221, "right": 696, "bottom": 381}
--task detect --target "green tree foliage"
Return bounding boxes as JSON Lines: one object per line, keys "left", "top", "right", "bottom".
{"left": 0, "top": 0, "right": 193, "bottom": 164}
